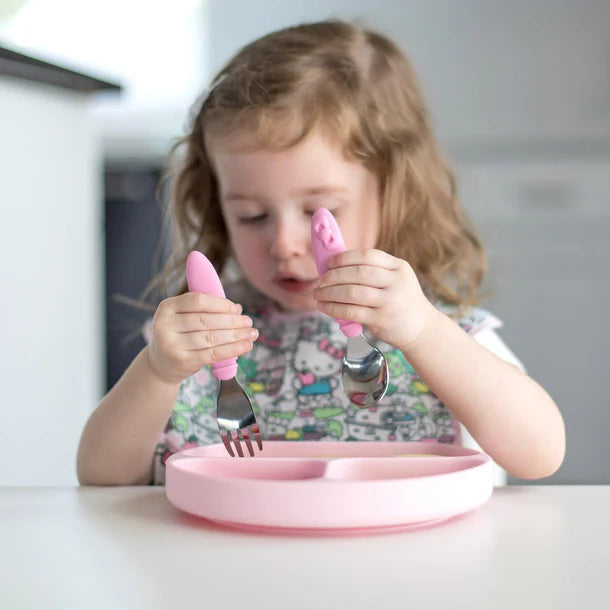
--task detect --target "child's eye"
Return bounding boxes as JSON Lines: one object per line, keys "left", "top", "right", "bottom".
{"left": 238, "top": 214, "right": 267, "bottom": 225}
{"left": 304, "top": 208, "right": 338, "bottom": 217}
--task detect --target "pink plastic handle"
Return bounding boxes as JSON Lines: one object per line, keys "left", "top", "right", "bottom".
{"left": 311, "top": 208, "right": 363, "bottom": 338}
{"left": 186, "top": 250, "right": 238, "bottom": 380}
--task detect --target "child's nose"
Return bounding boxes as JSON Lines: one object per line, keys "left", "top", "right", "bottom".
{"left": 270, "top": 217, "right": 309, "bottom": 259}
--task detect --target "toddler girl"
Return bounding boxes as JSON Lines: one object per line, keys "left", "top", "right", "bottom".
{"left": 77, "top": 20, "right": 565, "bottom": 485}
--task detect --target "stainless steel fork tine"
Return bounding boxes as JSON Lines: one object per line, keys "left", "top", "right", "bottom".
{"left": 232, "top": 430, "right": 245, "bottom": 457}
{"left": 250, "top": 424, "right": 263, "bottom": 451}
{"left": 241, "top": 428, "right": 255, "bottom": 457}
{"left": 220, "top": 431, "right": 235, "bottom": 457}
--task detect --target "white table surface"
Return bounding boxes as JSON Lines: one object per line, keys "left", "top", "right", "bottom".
{"left": 1, "top": 485, "right": 608, "bottom": 610}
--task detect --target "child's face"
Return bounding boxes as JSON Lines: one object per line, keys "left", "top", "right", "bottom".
{"left": 208, "top": 129, "right": 381, "bottom": 312}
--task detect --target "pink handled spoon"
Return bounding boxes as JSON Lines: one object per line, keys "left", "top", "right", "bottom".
{"left": 311, "top": 208, "right": 389, "bottom": 407}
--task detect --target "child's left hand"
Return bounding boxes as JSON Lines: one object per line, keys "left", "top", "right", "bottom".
{"left": 312, "top": 249, "right": 437, "bottom": 352}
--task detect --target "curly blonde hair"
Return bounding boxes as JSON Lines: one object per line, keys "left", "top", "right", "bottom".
{"left": 152, "top": 20, "right": 485, "bottom": 307}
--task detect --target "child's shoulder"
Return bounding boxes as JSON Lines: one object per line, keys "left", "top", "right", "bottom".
{"left": 435, "top": 302, "right": 503, "bottom": 336}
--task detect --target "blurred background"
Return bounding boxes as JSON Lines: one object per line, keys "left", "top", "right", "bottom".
{"left": 1, "top": 0, "right": 608, "bottom": 486}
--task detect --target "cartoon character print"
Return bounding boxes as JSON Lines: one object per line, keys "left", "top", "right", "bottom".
{"left": 239, "top": 339, "right": 286, "bottom": 398}
{"left": 263, "top": 393, "right": 298, "bottom": 439}
{"left": 343, "top": 347, "right": 454, "bottom": 442}
{"left": 260, "top": 315, "right": 347, "bottom": 441}
{"left": 344, "top": 405, "right": 400, "bottom": 441}
{"left": 291, "top": 337, "right": 342, "bottom": 413}
{"left": 240, "top": 316, "right": 299, "bottom": 438}
{"left": 152, "top": 283, "right": 502, "bottom": 483}
{"left": 153, "top": 365, "right": 221, "bottom": 481}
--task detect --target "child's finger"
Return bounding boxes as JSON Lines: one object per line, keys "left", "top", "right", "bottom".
{"left": 183, "top": 328, "right": 259, "bottom": 351}
{"left": 171, "top": 292, "right": 242, "bottom": 314}
{"left": 316, "top": 265, "right": 393, "bottom": 289}
{"left": 193, "top": 338, "right": 256, "bottom": 365}
{"left": 172, "top": 312, "right": 253, "bottom": 333}
{"left": 316, "top": 301, "right": 375, "bottom": 326}
{"left": 314, "top": 284, "right": 382, "bottom": 307}
{"left": 325, "top": 248, "right": 398, "bottom": 270}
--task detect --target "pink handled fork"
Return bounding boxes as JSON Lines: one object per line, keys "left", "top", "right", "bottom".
{"left": 186, "top": 250, "right": 263, "bottom": 457}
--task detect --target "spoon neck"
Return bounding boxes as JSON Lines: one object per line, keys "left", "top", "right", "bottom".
{"left": 337, "top": 319, "right": 363, "bottom": 337}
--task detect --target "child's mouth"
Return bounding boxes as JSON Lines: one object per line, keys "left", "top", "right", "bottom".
{"left": 277, "top": 278, "right": 314, "bottom": 293}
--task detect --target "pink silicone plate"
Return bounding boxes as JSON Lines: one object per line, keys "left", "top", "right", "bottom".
{"left": 166, "top": 441, "right": 492, "bottom": 535}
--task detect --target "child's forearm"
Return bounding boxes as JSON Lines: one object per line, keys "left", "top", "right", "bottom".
{"left": 77, "top": 346, "right": 182, "bottom": 486}
{"left": 402, "top": 308, "right": 565, "bottom": 479}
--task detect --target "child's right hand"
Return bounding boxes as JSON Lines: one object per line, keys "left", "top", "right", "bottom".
{"left": 146, "top": 293, "right": 258, "bottom": 384}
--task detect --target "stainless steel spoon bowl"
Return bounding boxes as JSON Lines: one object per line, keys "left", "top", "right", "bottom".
{"left": 311, "top": 208, "right": 389, "bottom": 407}
{"left": 342, "top": 332, "right": 389, "bottom": 407}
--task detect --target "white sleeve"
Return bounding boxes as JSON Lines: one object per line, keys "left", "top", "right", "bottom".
{"left": 472, "top": 327, "right": 527, "bottom": 373}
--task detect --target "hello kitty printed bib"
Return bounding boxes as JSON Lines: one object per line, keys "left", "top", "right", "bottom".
{"left": 153, "top": 281, "right": 502, "bottom": 484}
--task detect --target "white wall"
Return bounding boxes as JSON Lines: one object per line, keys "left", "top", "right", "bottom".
{"left": 0, "top": 77, "right": 104, "bottom": 485}
{"left": 207, "top": 0, "right": 610, "bottom": 144}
